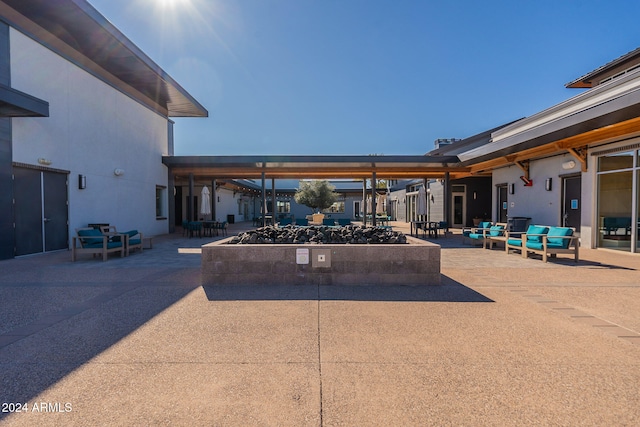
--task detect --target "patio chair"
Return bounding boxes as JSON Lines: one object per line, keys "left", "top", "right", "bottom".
{"left": 72, "top": 227, "right": 124, "bottom": 261}
{"left": 215, "top": 221, "right": 228, "bottom": 236}
{"left": 506, "top": 225, "right": 549, "bottom": 257}
{"left": 295, "top": 218, "right": 309, "bottom": 226}
{"left": 337, "top": 218, "right": 352, "bottom": 226}
{"left": 322, "top": 218, "right": 336, "bottom": 226}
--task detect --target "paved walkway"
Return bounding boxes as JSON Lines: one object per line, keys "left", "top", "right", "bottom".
{"left": 0, "top": 222, "right": 639, "bottom": 426}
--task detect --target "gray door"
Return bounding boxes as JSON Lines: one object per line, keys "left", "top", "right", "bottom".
{"left": 497, "top": 185, "right": 508, "bottom": 222}
{"left": 14, "top": 167, "right": 68, "bottom": 256}
{"left": 43, "top": 171, "right": 68, "bottom": 251}
{"left": 14, "top": 168, "right": 42, "bottom": 256}
{"left": 562, "top": 176, "right": 581, "bottom": 231}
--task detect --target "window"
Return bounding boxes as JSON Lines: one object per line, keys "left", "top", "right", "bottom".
{"left": 156, "top": 186, "right": 166, "bottom": 218}
{"left": 276, "top": 200, "right": 290, "bottom": 213}
{"left": 596, "top": 149, "right": 638, "bottom": 252}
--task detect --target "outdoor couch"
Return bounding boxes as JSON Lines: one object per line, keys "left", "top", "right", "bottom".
{"left": 523, "top": 226, "right": 579, "bottom": 262}
{"left": 72, "top": 227, "right": 124, "bottom": 261}
{"left": 101, "top": 225, "right": 143, "bottom": 256}
{"left": 505, "top": 225, "right": 579, "bottom": 262}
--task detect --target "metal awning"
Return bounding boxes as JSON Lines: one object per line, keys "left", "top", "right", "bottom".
{"left": 163, "top": 155, "right": 469, "bottom": 180}
{"left": 0, "top": 84, "right": 48, "bottom": 117}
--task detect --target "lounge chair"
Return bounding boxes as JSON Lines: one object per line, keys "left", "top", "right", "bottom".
{"left": 337, "top": 218, "right": 352, "bottom": 226}
{"left": 72, "top": 227, "right": 124, "bottom": 261}
{"left": 295, "top": 218, "right": 309, "bottom": 226}
{"left": 322, "top": 218, "right": 336, "bottom": 226}
{"left": 462, "top": 221, "right": 492, "bottom": 245}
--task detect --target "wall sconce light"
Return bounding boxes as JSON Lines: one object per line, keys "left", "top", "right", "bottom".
{"left": 78, "top": 174, "right": 86, "bottom": 190}
{"left": 509, "top": 183, "right": 515, "bottom": 194}
{"left": 473, "top": 191, "right": 477, "bottom": 200}
{"left": 562, "top": 160, "right": 576, "bottom": 170}
{"left": 114, "top": 168, "right": 125, "bottom": 176}
{"left": 38, "top": 158, "right": 52, "bottom": 166}
{"left": 545, "top": 178, "right": 552, "bottom": 191}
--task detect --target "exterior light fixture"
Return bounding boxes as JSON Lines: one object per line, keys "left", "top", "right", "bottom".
{"left": 114, "top": 168, "right": 125, "bottom": 176}
{"left": 78, "top": 174, "right": 86, "bottom": 189}
{"left": 562, "top": 160, "right": 576, "bottom": 170}
{"left": 38, "top": 158, "right": 52, "bottom": 165}
{"left": 545, "top": 178, "right": 552, "bottom": 191}
{"left": 509, "top": 183, "right": 515, "bottom": 194}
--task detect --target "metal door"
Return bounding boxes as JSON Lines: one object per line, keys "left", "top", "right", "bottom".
{"left": 451, "top": 193, "right": 465, "bottom": 227}
{"left": 562, "top": 175, "right": 581, "bottom": 231}
{"left": 14, "top": 168, "right": 68, "bottom": 256}
{"left": 13, "top": 168, "right": 42, "bottom": 256}
{"left": 43, "top": 171, "right": 68, "bottom": 251}
{"left": 497, "top": 185, "right": 508, "bottom": 222}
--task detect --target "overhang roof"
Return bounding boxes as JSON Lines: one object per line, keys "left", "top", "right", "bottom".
{"left": 458, "top": 69, "right": 640, "bottom": 168}
{"left": 0, "top": 0, "right": 207, "bottom": 117}
{"left": 566, "top": 47, "right": 640, "bottom": 89}
{"left": 162, "top": 155, "right": 469, "bottom": 180}
{"left": 0, "top": 83, "right": 48, "bottom": 117}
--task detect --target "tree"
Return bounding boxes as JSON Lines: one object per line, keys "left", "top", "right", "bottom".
{"left": 294, "top": 180, "right": 338, "bottom": 213}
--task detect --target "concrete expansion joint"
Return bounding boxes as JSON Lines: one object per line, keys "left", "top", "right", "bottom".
{"left": 510, "top": 288, "right": 640, "bottom": 345}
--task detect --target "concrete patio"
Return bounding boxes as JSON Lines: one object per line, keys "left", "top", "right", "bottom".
{"left": 1, "top": 222, "right": 639, "bottom": 426}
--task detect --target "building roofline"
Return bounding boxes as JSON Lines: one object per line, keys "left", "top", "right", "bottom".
{"left": 566, "top": 47, "right": 640, "bottom": 89}
{"left": 0, "top": 0, "right": 207, "bottom": 117}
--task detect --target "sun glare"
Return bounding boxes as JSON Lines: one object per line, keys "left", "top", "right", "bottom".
{"left": 157, "top": 0, "right": 190, "bottom": 9}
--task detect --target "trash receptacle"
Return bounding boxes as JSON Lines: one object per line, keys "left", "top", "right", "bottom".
{"left": 227, "top": 214, "right": 235, "bottom": 224}
{"left": 507, "top": 217, "right": 531, "bottom": 232}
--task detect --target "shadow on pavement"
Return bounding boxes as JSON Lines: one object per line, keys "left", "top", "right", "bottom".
{"left": 203, "top": 275, "right": 494, "bottom": 303}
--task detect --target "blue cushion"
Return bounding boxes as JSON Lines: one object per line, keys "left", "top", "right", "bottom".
{"left": 78, "top": 228, "right": 102, "bottom": 237}
{"left": 525, "top": 241, "right": 544, "bottom": 250}
{"left": 507, "top": 238, "right": 522, "bottom": 247}
{"left": 468, "top": 233, "right": 484, "bottom": 240}
{"left": 489, "top": 225, "right": 504, "bottom": 236}
{"left": 479, "top": 221, "right": 492, "bottom": 229}
{"left": 85, "top": 241, "right": 122, "bottom": 249}
{"left": 125, "top": 229, "right": 139, "bottom": 238}
{"left": 525, "top": 225, "right": 549, "bottom": 243}
{"left": 129, "top": 239, "right": 141, "bottom": 245}
{"left": 78, "top": 228, "right": 104, "bottom": 245}
{"left": 547, "top": 227, "right": 573, "bottom": 248}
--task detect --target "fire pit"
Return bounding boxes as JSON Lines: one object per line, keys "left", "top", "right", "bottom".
{"left": 202, "top": 226, "right": 440, "bottom": 286}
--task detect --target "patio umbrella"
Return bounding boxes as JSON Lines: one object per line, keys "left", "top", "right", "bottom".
{"left": 200, "top": 185, "right": 211, "bottom": 219}
{"left": 376, "top": 194, "right": 385, "bottom": 213}
{"left": 417, "top": 185, "right": 427, "bottom": 219}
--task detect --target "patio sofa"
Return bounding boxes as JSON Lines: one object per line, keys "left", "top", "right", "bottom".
{"left": 506, "top": 225, "right": 579, "bottom": 262}
{"left": 101, "top": 225, "right": 143, "bottom": 256}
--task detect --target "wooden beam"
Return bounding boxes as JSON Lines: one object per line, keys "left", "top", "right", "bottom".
{"left": 514, "top": 160, "right": 530, "bottom": 180}
{"left": 567, "top": 147, "right": 588, "bottom": 172}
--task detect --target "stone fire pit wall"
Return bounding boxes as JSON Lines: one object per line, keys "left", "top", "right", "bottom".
{"left": 201, "top": 236, "right": 440, "bottom": 286}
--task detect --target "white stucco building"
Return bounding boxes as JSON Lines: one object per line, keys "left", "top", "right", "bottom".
{"left": 0, "top": 0, "right": 207, "bottom": 259}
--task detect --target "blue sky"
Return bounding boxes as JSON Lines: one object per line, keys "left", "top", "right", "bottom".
{"left": 89, "top": 0, "right": 640, "bottom": 156}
